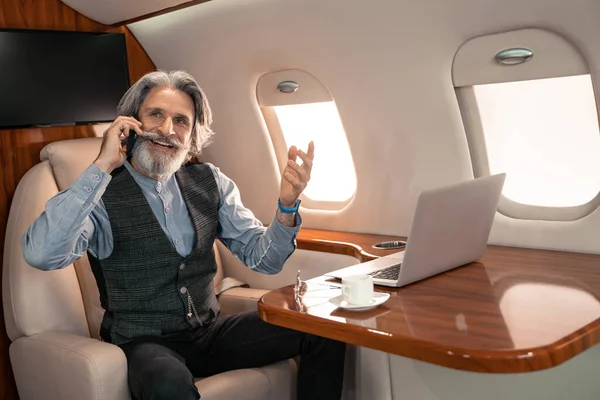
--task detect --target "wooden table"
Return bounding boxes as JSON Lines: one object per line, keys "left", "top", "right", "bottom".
{"left": 257, "top": 245, "right": 600, "bottom": 373}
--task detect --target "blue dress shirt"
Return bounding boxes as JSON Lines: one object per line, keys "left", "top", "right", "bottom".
{"left": 22, "top": 160, "right": 301, "bottom": 274}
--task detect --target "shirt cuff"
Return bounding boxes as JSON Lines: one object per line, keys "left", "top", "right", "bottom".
{"left": 268, "top": 211, "right": 302, "bottom": 242}
{"left": 71, "top": 163, "right": 112, "bottom": 203}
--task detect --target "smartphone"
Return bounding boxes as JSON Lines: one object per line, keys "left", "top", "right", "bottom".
{"left": 125, "top": 132, "right": 137, "bottom": 158}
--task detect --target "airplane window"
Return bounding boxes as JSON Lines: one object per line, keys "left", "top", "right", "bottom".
{"left": 273, "top": 101, "right": 357, "bottom": 203}
{"left": 472, "top": 74, "right": 600, "bottom": 208}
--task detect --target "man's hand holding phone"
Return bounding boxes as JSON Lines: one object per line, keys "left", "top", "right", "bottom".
{"left": 94, "top": 116, "right": 143, "bottom": 174}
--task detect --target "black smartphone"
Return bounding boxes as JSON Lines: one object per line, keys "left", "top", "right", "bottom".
{"left": 125, "top": 132, "right": 137, "bottom": 158}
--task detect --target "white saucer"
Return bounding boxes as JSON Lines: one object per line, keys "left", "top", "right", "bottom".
{"left": 329, "top": 292, "right": 391, "bottom": 312}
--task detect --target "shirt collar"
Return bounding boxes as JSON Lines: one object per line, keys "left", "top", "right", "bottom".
{"left": 124, "top": 159, "right": 172, "bottom": 189}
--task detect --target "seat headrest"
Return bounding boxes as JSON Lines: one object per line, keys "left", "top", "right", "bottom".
{"left": 40, "top": 137, "right": 103, "bottom": 190}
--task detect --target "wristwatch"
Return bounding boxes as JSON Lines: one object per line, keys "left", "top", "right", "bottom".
{"left": 278, "top": 198, "right": 301, "bottom": 213}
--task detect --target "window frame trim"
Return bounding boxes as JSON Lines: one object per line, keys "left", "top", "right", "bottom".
{"left": 456, "top": 85, "right": 600, "bottom": 222}
{"left": 261, "top": 105, "right": 356, "bottom": 211}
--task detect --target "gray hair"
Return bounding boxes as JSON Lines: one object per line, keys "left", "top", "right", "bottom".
{"left": 116, "top": 70, "right": 214, "bottom": 159}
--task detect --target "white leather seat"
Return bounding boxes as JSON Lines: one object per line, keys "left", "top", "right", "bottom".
{"left": 2, "top": 137, "right": 297, "bottom": 400}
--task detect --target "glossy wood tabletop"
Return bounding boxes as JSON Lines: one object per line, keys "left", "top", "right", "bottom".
{"left": 258, "top": 244, "right": 600, "bottom": 373}
{"left": 296, "top": 228, "right": 408, "bottom": 262}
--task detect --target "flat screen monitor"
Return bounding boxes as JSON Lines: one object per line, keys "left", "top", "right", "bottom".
{"left": 0, "top": 29, "right": 130, "bottom": 129}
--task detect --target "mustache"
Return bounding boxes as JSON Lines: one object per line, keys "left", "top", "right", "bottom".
{"left": 137, "top": 131, "right": 186, "bottom": 149}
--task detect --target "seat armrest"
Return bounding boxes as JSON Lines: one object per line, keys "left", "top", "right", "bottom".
{"left": 215, "top": 277, "right": 250, "bottom": 297}
{"left": 9, "top": 331, "right": 131, "bottom": 400}
{"left": 218, "top": 287, "right": 270, "bottom": 315}
{"left": 195, "top": 359, "right": 297, "bottom": 400}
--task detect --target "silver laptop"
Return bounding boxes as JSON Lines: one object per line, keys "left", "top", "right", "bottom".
{"left": 325, "top": 173, "right": 506, "bottom": 287}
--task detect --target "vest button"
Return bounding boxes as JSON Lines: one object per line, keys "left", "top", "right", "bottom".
{"left": 179, "top": 263, "right": 185, "bottom": 271}
{"left": 180, "top": 287, "right": 187, "bottom": 294}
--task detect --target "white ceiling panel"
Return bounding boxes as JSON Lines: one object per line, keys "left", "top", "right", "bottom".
{"left": 61, "top": 0, "right": 191, "bottom": 25}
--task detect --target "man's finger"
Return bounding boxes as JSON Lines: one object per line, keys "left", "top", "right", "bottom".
{"left": 286, "top": 160, "right": 307, "bottom": 182}
{"left": 116, "top": 115, "right": 143, "bottom": 126}
{"left": 287, "top": 145, "right": 298, "bottom": 162}
{"left": 130, "top": 122, "right": 144, "bottom": 136}
{"left": 120, "top": 126, "right": 130, "bottom": 150}
{"left": 307, "top": 141, "right": 315, "bottom": 160}
{"left": 284, "top": 172, "right": 303, "bottom": 189}
{"left": 297, "top": 151, "right": 313, "bottom": 172}
{"left": 109, "top": 116, "right": 138, "bottom": 132}
{"left": 118, "top": 121, "right": 144, "bottom": 138}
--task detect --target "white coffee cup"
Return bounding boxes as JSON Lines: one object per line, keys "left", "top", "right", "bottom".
{"left": 341, "top": 274, "right": 374, "bottom": 305}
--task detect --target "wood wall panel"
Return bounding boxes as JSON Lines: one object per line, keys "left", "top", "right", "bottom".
{"left": 0, "top": 0, "right": 104, "bottom": 31}
{"left": 0, "top": 1, "right": 156, "bottom": 398}
{"left": 114, "top": 25, "right": 157, "bottom": 83}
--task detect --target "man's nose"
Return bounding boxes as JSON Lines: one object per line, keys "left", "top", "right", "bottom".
{"left": 157, "top": 117, "right": 175, "bottom": 136}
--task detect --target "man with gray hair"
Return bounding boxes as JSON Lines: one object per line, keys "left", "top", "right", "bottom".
{"left": 22, "top": 70, "right": 345, "bottom": 400}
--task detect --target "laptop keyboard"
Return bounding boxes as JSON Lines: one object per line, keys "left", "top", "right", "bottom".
{"left": 368, "top": 263, "right": 402, "bottom": 280}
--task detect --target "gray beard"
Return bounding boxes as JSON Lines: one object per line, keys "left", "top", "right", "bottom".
{"left": 131, "top": 133, "right": 190, "bottom": 179}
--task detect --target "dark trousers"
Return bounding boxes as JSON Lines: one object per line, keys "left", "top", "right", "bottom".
{"left": 119, "top": 310, "right": 346, "bottom": 400}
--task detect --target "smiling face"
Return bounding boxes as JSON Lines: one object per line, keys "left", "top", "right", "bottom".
{"left": 131, "top": 87, "right": 196, "bottom": 179}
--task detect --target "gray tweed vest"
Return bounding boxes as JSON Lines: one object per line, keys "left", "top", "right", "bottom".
{"left": 88, "top": 162, "right": 220, "bottom": 345}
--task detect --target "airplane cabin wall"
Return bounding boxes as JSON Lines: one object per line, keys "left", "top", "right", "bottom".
{"left": 129, "top": 0, "right": 600, "bottom": 255}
